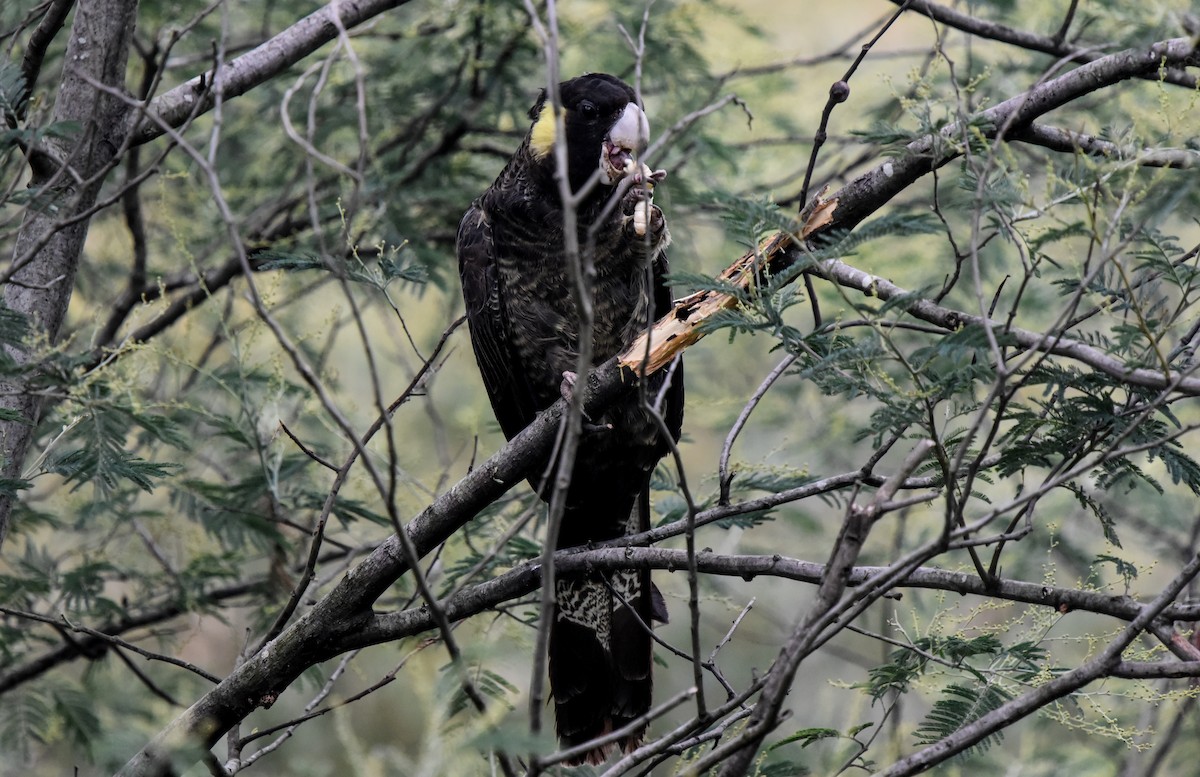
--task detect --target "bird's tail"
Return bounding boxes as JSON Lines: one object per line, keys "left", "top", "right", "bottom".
{"left": 549, "top": 568, "right": 654, "bottom": 765}
{"left": 548, "top": 495, "right": 666, "bottom": 765}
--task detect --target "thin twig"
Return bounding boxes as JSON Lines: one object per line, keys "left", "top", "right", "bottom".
{"left": 797, "top": 0, "right": 911, "bottom": 206}
{"left": 718, "top": 354, "right": 796, "bottom": 504}
{"left": 0, "top": 608, "right": 222, "bottom": 684}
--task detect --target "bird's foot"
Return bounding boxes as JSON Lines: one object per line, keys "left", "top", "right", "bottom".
{"left": 630, "top": 165, "right": 667, "bottom": 187}
{"left": 560, "top": 370, "right": 578, "bottom": 403}
{"left": 561, "top": 371, "right": 610, "bottom": 431}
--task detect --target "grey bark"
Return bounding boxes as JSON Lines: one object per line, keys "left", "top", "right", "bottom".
{"left": 0, "top": 0, "right": 139, "bottom": 549}
{"left": 130, "top": 0, "right": 413, "bottom": 146}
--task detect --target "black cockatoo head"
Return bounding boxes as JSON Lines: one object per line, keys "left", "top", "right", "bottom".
{"left": 526, "top": 73, "right": 650, "bottom": 196}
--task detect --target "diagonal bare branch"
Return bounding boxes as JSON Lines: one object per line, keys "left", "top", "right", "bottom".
{"left": 130, "top": 0, "right": 415, "bottom": 146}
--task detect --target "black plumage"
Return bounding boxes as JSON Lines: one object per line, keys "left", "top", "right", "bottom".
{"left": 457, "top": 73, "right": 683, "bottom": 763}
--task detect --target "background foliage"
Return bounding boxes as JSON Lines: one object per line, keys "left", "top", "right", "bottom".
{"left": 1, "top": 1, "right": 1200, "bottom": 775}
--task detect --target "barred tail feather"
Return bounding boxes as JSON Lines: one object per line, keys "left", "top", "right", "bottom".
{"left": 549, "top": 571, "right": 654, "bottom": 765}
{"left": 549, "top": 492, "right": 667, "bottom": 763}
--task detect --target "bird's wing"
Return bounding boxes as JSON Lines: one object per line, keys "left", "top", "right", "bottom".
{"left": 457, "top": 202, "right": 541, "bottom": 440}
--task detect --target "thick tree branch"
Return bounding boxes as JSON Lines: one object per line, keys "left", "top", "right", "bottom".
{"left": 894, "top": 0, "right": 1198, "bottom": 89}
{"left": 17, "top": 0, "right": 76, "bottom": 122}
{"left": 1110, "top": 661, "right": 1200, "bottom": 680}
{"left": 131, "top": 0, "right": 415, "bottom": 146}
{"left": 0, "top": 462, "right": 927, "bottom": 699}
{"left": 0, "top": 580, "right": 258, "bottom": 694}
{"left": 110, "top": 414, "right": 1200, "bottom": 776}
{"left": 0, "top": 607, "right": 222, "bottom": 684}
{"left": 815, "top": 258, "right": 1200, "bottom": 395}
{"left": 114, "top": 365, "right": 631, "bottom": 776}
{"left": 344, "top": 547, "right": 1200, "bottom": 649}
{"left": 1012, "top": 122, "right": 1200, "bottom": 169}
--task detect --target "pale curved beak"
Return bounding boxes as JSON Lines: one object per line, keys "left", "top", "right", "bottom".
{"left": 600, "top": 103, "right": 650, "bottom": 184}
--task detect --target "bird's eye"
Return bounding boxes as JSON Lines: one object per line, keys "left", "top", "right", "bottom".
{"left": 578, "top": 100, "right": 599, "bottom": 119}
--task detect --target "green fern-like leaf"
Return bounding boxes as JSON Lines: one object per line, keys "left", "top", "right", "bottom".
{"left": 478, "top": 669, "right": 518, "bottom": 708}
{"left": 757, "top": 761, "right": 812, "bottom": 777}
{"left": 860, "top": 634, "right": 1014, "bottom": 703}
{"left": 443, "top": 665, "right": 518, "bottom": 719}
{"left": 0, "top": 692, "right": 50, "bottom": 760}
{"left": 378, "top": 251, "right": 428, "bottom": 283}
{"left": 958, "top": 165, "right": 1023, "bottom": 206}
{"left": 927, "top": 634, "right": 1004, "bottom": 664}
{"left": 43, "top": 385, "right": 187, "bottom": 497}
{"left": 0, "top": 407, "right": 29, "bottom": 424}
{"left": 715, "top": 508, "right": 776, "bottom": 530}
{"left": 851, "top": 120, "right": 913, "bottom": 147}
{"left": 708, "top": 191, "right": 799, "bottom": 243}
{"left": 0, "top": 569, "right": 53, "bottom": 604}
{"left": 1150, "top": 444, "right": 1200, "bottom": 495}
{"left": 1094, "top": 554, "right": 1138, "bottom": 587}
{"left": 0, "top": 61, "right": 27, "bottom": 125}
{"left": 915, "top": 682, "right": 1011, "bottom": 755}
{"left": 861, "top": 648, "right": 927, "bottom": 701}
{"left": 0, "top": 475, "right": 30, "bottom": 498}
{"left": 0, "top": 299, "right": 29, "bottom": 349}
{"left": 1095, "top": 456, "right": 1162, "bottom": 495}
{"left": 172, "top": 477, "right": 287, "bottom": 551}
{"left": 804, "top": 214, "right": 941, "bottom": 274}
{"left": 254, "top": 249, "right": 326, "bottom": 272}
{"left": 773, "top": 727, "right": 840, "bottom": 749}
{"left": 726, "top": 465, "right": 816, "bottom": 496}
{"left": 1006, "top": 642, "right": 1050, "bottom": 680}
{"left": 1065, "top": 482, "right": 1121, "bottom": 547}
{"left": 666, "top": 269, "right": 751, "bottom": 299}
{"left": 51, "top": 687, "right": 101, "bottom": 755}
{"left": 50, "top": 448, "right": 180, "bottom": 494}
{"left": 795, "top": 332, "right": 887, "bottom": 401}
{"left": 59, "top": 561, "right": 118, "bottom": 612}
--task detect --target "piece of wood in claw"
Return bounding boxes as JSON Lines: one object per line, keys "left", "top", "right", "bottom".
{"left": 632, "top": 162, "right": 656, "bottom": 236}
{"left": 634, "top": 200, "right": 652, "bottom": 237}
{"left": 619, "top": 191, "right": 838, "bottom": 376}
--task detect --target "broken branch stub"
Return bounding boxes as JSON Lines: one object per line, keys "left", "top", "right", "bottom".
{"left": 618, "top": 192, "right": 838, "bottom": 376}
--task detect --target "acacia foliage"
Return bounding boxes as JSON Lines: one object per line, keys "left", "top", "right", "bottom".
{"left": 0, "top": 1, "right": 1199, "bottom": 776}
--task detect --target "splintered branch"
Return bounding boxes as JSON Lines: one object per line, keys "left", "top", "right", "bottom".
{"left": 617, "top": 192, "right": 838, "bottom": 376}
{"left": 621, "top": 35, "right": 1200, "bottom": 393}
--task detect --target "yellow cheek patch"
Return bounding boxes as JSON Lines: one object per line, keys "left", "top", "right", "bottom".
{"left": 530, "top": 103, "right": 562, "bottom": 159}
